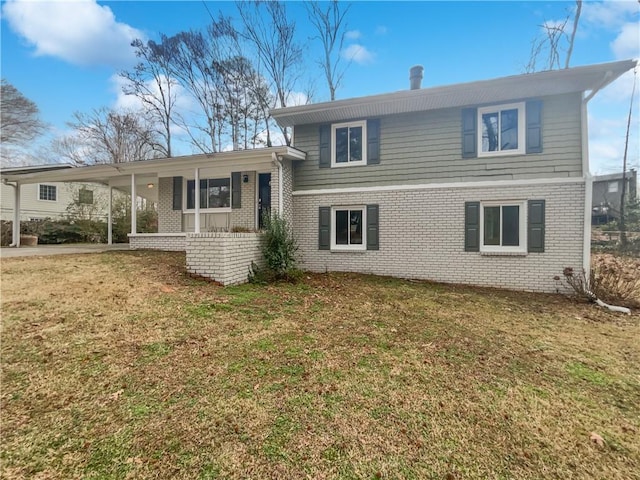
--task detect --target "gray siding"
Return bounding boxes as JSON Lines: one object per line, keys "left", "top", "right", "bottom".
{"left": 292, "top": 93, "right": 583, "bottom": 190}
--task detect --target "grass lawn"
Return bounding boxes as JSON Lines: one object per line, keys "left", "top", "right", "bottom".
{"left": 1, "top": 251, "right": 639, "bottom": 479}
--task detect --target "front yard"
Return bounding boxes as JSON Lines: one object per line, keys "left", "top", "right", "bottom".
{"left": 1, "top": 251, "right": 639, "bottom": 479}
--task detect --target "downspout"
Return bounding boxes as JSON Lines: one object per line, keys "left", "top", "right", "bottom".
{"left": 272, "top": 152, "right": 283, "bottom": 215}
{"left": 581, "top": 72, "right": 612, "bottom": 277}
{"left": 3, "top": 178, "right": 20, "bottom": 247}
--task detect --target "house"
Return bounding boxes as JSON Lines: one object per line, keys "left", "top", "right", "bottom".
{"left": 591, "top": 169, "right": 637, "bottom": 225}
{"left": 1, "top": 165, "right": 114, "bottom": 222}
{"left": 1, "top": 59, "right": 636, "bottom": 291}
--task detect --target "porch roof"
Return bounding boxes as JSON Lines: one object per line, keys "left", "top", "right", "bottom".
{"left": 0, "top": 146, "right": 306, "bottom": 185}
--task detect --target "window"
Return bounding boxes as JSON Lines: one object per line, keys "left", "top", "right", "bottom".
{"left": 331, "top": 206, "right": 366, "bottom": 250}
{"left": 477, "top": 103, "right": 525, "bottom": 156}
{"left": 186, "top": 178, "right": 230, "bottom": 210}
{"left": 332, "top": 121, "right": 367, "bottom": 167}
{"left": 608, "top": 181, "right": 619, "bottom": 193}
{"left": 78, "top": 188, "right": 94, "bottom": 205}
{"left": 38, "top": 184, "right": 57, "bottom": 201}
{"left": 480, "top": 201, "right": 526, "bottom": 253}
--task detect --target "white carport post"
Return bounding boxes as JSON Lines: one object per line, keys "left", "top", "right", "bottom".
{"left": 12, "top": 182, "right": 21, "bottom": 247}
{"left": 107, "top": 185, "right": 113, "bottom": 244}
{"left": 194, "top": 167, "right": 201, "bottom": 234}
{"left": 130, "top": 174, "right": 137, "bottom": 235}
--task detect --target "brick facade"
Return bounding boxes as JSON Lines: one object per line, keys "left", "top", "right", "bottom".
{"left": 129, "top": 234, "right": 186, "bottom": 251}
{"left": 230, "top": 171, "right": 257, "bottom": 230}
{"left": 292, "top": 181, "right": 585, "bottom": 293}
{"left": 186, "top": 232, "right": 264, "bottom": 285}
{"left": 158, "top": 177, "right": 182, "bottom": 233}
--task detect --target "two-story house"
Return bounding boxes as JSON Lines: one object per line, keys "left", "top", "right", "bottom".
{"left": 2, "top": 59, "right": 636, "bottom": 291}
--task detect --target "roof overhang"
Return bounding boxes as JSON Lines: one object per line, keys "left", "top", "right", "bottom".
{"left": 0, "top": 146, "right": 306, "bottom": 185}
{"left": 272, "top": 59, "right": 638, "bottom": 126}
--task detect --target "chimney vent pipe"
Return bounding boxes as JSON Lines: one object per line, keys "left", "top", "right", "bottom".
{"left": 410, "top": 65, "right": 424, "bottom": 90}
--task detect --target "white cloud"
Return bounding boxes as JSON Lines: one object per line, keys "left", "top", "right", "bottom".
{"left": 375, "top": 25, "right": 388, "bottom": 36}
{"left": 285, "top": 91, "right": 310, "bottom": 107}
{"left": 611, "top": 22, "right": 640, "bottom": 59}
{"left": 582, "top": 1, "right": 638, "bottom": 30}
{"left": 345, "top": 30, "right": 361, "bottom": 40}
{"left": 2, "top": 0, "right": 144, "bottom": 68}
{"left": 342, "top": 44, "right": 374, "bottom": 65}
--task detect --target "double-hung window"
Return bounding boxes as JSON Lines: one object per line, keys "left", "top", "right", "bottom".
{"left": 186, "top": 177, "right": 230, "bottom": 210}
{"left": 331, "top": 206, "right": 366, "bottom": 250}
{"left": 38, "top": 184, "right": 57, "bottom": 201}
{"left": 477, "top": 103, "right": 525, "bottom": 156}
{"left": 480, "top": 201, "right": 526, "bottom": 253}
{"left": 332, "top": 121, "right": 367, "bottom": 167}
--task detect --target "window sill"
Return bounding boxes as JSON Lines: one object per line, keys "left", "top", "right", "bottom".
{"left": 330, "top": 247, "right": 367, "bottom": 253}
{"left": 480, "top": 251, "right": 527, "bottom": 257}
{"left": 477, "top": 150, "right": 525, "bottom": 158}
{"left": 330, "top": 162, "right": 367, "bottom": 168}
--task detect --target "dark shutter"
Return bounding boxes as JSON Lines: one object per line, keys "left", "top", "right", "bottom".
{"left": 319, "top": 124, "right": 331, "bottom": 168}
{"left": 367, "top": 119, "right": 380, "bottom": 165}
{"left": 319, "top": 207, "right": 331, "bottom": 250}
{"left": 526, "top": 100, "right": 543, "bottom": 154}
{"left": 366, "top": 204, "right": 379, "bottom": 250}
{"left": 461, "top": 108, "right": 477, "bottom": 158}
{"left": 172, "top": 176, "right": 182, "bottom": 210}
{"left": 528, "top": 200, "right": 545, "bottom": 252}
{"left": 231, "top": 172, "right": 241, "bottom": 209}
{"left": 465, "top": 201, "right": 480, "bottom": 252}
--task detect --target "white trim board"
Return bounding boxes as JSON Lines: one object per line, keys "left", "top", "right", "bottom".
{"left": 292, "top": 176, "right": 586, "bottom": 196}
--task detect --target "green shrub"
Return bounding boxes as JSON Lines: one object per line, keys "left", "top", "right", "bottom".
{"left": 250, "top": 213, "right": 299, "bottom": 283}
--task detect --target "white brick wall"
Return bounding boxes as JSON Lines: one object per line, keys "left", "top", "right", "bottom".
{"left": 129, "top": 234, "right": 186, "bottom": 251}
{"left": 158, "top": 177, "right": 182, "bottom": 233}
{"left": 292, "top": 182, "right": 585, "bottom": 293}
{"left": 186, "top": 232, "right": 264, "bottom": 285}
{"left": 230, "top": 171, "right": 257, "bottom": 230}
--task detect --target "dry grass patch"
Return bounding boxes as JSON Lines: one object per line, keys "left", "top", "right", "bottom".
{"left": 1, "top": 251, "right": 639, "bottom": 479}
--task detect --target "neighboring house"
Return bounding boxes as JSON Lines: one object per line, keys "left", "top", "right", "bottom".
{"left": 2, "top": 59, "right": 636, "bottom": 291}
{"left": 591, "top": 169, "right": 637, "bottom": 225}
{"left": 1, "top": 165, "right": 113, "bottom": 222}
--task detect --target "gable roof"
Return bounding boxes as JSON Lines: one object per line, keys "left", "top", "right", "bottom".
{"left": 271, "top": 59, "right": 637, "bottom": 127}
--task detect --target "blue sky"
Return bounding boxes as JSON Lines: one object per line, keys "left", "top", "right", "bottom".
{"left": 1, "top": 0, "right": 638, "bottom": 174}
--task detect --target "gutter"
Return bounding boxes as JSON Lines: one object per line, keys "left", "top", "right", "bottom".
{"left": 272, "top": 152, "right": 284, "bottom": 215}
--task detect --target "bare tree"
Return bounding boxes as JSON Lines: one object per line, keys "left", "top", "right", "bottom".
{"left": 525, "top": 1, "right": 582, "bottom": 73}
{"left": 619, "top": 68, "right": 637, "bottom": 246}
{"left": 54, "top": 108, "right": 162, "bottom": 165}
{"left": 120, "top": 39, "right": 178, "bottom": 157}
{"left": 305, "top": 0, "right": 351, "bottom": 101}
{"left": 237, "top": 0, "right": 303, "bottom": 145}
{"left": 1, "top": 79, "right": 46, "bottom": 146}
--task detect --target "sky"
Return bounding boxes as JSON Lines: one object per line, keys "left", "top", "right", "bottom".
{"left": 1, "top": 0, "right": 639, "bottom": 174}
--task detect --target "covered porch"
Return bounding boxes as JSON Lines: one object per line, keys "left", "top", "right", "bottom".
{"left": 1, "top": 147, "right": 304, "bottom": 285}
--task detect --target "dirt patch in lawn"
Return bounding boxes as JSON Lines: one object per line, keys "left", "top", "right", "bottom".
{"left": 1, "top": 251, "right": 639, "bottom": 479}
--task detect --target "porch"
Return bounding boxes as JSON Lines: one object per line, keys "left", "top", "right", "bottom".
{"left": 1, "top": 147, "right": 304, "bottom": 285}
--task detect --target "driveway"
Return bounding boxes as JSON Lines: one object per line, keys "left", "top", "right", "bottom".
{"left": 0, "top": 243, "right": 130, "bottom": 258}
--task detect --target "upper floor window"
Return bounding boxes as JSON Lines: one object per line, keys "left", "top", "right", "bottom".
{"left": 186, "top": 177, "right": 230, "bottom": 210}
{"left": 332, "top": 121, "right": 367, "bottom": 167}
{"left": 608, "top": 181, "right": 619, "bottom": 193}
{"left": 78, "top": 188, "right": 94, "bottom": 205}
{"left": 38, "top": 184, "right": 57, "bottom": 201}
{"left": 477, "top": 103, "right": 526, "bottom": 157}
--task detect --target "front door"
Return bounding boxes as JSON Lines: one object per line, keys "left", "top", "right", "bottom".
{"left": 258, "top": 173, "right": 271, "bottom": 229}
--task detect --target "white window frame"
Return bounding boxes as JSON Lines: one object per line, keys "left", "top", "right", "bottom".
{"left": 608, "top": 181, "right": 619, "bottom": 193}
{"left": 331, "top": 120, "right": 367, "bottom": 168}
{"left": 477, "top": 102, "right": 526, "bottom": 157}
{"left": 37, "top": 184, "right": 57, "bottom": 202}
{"left": 330, "top": 205, "right": 367, "bottom": 251}
{"left": 479, "top": 200, "right": 527, "bottom": 253}
{"left": 183, "top": 176, "right": 232, "bottom": 213}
